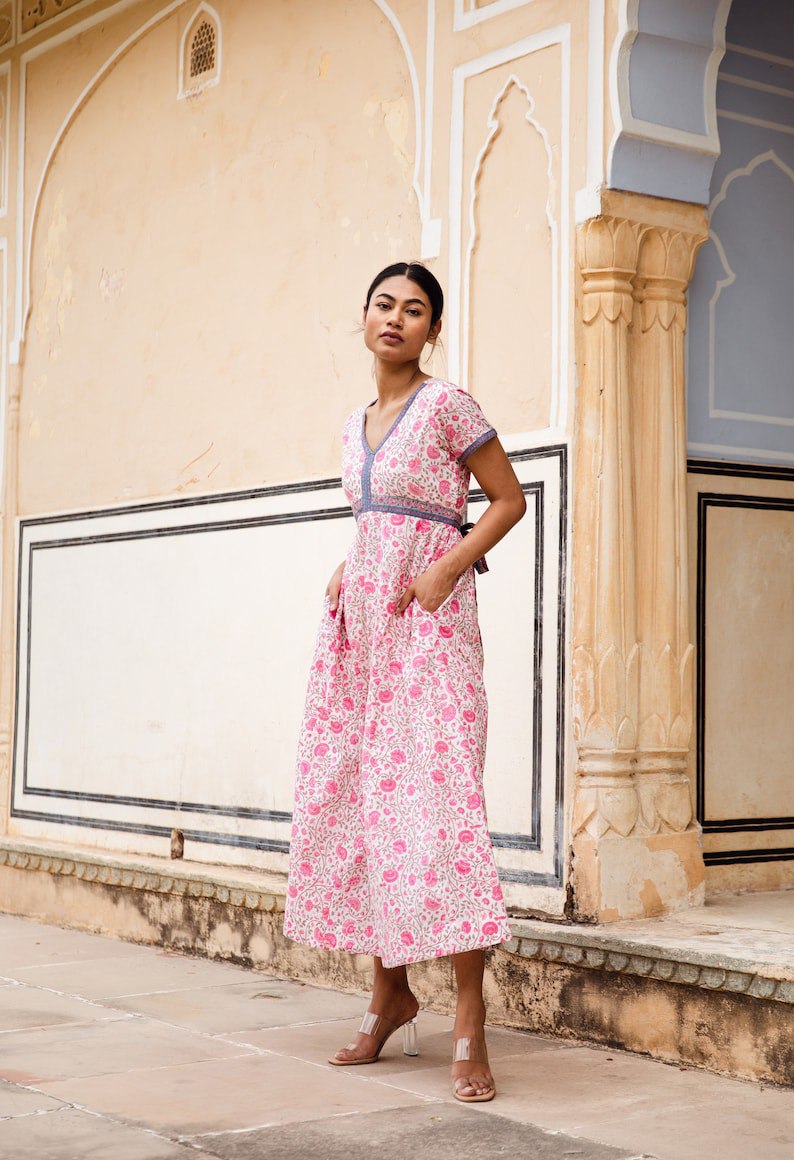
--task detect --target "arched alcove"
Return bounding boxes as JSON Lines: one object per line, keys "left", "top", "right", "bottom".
{"left": 21, "top": 0, "right": 421, "bottom": 513}
{"left": 466, "top": 78, "right": 555, "bottom": 432}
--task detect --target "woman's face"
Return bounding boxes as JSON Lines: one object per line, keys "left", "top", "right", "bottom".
{"left": 362, "top": 275, "right": 441, "bottom": 364}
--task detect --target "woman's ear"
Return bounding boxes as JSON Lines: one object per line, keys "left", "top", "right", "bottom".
{"left": 428, "top": 318, "right": 442, "bottom": 344}
{"left": 362, "top": 304, "right": 368, "bottom": 326}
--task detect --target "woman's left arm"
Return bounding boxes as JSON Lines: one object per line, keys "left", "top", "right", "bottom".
{"left": 397, "top": 438, "right": 526, "bottom": 614}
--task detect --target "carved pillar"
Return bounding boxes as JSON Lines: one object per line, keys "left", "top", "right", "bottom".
{"left": 570, "top": 191, "right": 708, "bottom": 922}
{"left": 0, "top": 360, "right": 21, "bottom": 834}
{"left": 632, "top": 227, "right": 703, "bottom": 825}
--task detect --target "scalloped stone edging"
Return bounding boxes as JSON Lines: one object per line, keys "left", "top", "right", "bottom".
{"left": 0, "top": 838, "right": 790, "bottom": 1006}
{"left": 0, "top": 843, "right": 285, "bottom": 915}
{"left": 502, "top": 927, "right": 793, "bottom": 1004}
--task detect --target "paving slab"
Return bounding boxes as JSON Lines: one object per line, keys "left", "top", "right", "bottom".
{"left": 0, "top": 981, "right": 129, "bottom": 1033}
{"left": 0, "top": 1015, "right": 251, "bottom": 1084}
{"left": 105, "top": 977, "right": 365, "bottom": 1035}
{"left": 235, "top": 1009, "right": 568, "bottom": 1070}
{"left": 7, "top": 949, "right": 255, "bottom": 997}
{"left": 38, "top": 1052, "right": 436, "bottom": 1137}
{"left": 0, "top": 1077, "right": 65, "bottom": 1117}
{"left": 0, "top": 913, "right": 791, "bottom": 1160}
{"left": 190, "top": 1103, "right": 637, "bottom": 1160}
{"left": 0, "top": 1106, "right": 193, "bottom": 1160}
{"left": 0, "top": 924, "right": 154, "bottom": 970}
{"left": 478, "top": 1048, "right": 794, "bottom": 1160}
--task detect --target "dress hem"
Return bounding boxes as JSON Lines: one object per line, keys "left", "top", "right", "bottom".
{"left": 282, "top": 925, "right": 513, "bottom": 970}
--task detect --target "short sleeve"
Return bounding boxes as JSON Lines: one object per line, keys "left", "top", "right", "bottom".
{"left": 436, "top": 385, "right": 497, "bottom": 462}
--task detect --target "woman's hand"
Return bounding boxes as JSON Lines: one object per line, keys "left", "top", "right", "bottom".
{"left": 326, "top": 560, "right": 346, "bottom": 613}
{"left": 397, "top": 557, "right": 457, "bottom": 615}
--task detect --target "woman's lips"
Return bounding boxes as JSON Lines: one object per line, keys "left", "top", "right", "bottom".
{"left": 381, "top": 332, "right": 403, "bottom": 343}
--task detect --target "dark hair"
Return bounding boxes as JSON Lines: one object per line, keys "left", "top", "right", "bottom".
{"left": 364, "top": 261, "right": 444, "bottom": 326}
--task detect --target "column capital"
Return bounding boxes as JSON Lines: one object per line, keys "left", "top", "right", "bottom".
{"left": 578, "top": 215, "right": 643, "bottom": 325}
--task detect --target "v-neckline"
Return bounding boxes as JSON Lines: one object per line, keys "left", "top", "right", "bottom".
{"left": 361, "top": 380, "right": 431, "bottom": 456}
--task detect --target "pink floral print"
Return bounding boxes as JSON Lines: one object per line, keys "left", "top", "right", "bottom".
{"left": 283, "top": 380, "right": 511, "bottom": 968}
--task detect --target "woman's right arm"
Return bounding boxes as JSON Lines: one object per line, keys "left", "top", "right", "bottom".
{"left": 326, "top": 560, "right": 346, "bottom": 612}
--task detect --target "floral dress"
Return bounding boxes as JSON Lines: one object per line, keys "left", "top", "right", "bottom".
{"left": 283, "top": 379, "right": 511, "bottom": 968}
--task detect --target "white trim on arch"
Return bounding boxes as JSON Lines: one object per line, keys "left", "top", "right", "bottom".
{"left": 448, "top": 26, "right": 571, "bottom": 434}
{"left": 13, "top": 0, "right": 441, "bottom": 360}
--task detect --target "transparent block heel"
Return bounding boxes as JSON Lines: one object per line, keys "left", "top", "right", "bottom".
{"left": 329, "top": 1010, "right": 420, "bottom": 1066}
{"left": 402, "top": 1017, "right": 419, "bottom": 1056}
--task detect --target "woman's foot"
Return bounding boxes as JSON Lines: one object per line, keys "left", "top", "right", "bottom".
{"left": 451, "top": 1000, "right": 495, "bottom": 1101}
{"left": 331, "top": 982, "right": 419, "bottom": 1065}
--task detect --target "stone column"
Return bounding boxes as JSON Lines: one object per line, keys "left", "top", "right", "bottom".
{"left": 570, "top": 190, "right": 708, "bottom": 922}
{"left": 0, "top": 361, "right": 22, "bottom": 834}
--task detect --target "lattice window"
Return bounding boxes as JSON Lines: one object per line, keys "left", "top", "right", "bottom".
{"left": 179, "top": 6, "right": 221, "bottom": 99}
{"left": 190, "top": 20, "right": 216, "bottom": 79}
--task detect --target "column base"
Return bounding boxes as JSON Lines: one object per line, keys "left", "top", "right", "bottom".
{"left": 570, "top": 828, "right": 705, "bottom": 923}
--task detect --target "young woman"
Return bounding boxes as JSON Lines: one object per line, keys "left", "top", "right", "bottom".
{"left": 283, "top": 261, "right": 526, "bottom": 1102}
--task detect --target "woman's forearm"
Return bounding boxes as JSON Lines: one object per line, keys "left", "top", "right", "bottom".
{"left": 438, "top": 493, "right": 526, "bottom": 583}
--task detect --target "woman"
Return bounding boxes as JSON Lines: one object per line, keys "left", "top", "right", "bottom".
{"left": 283, "top": 261, "right": 526, "bottom": 1102}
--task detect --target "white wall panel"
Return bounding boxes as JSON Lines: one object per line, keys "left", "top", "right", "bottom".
{"left": 12, "top": 449, "right": 567, "bottom": 910}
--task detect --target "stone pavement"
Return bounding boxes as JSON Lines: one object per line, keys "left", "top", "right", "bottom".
{"left": 0, "top": 914, "right": 791, "bottom": 1160}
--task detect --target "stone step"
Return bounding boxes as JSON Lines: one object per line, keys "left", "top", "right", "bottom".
{"left": 0, "top": 836, "right": 791, "bottom": 1086}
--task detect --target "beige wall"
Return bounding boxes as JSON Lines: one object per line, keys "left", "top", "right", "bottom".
{"left": 0, "top": 0, "right": 603, "bottom": 913}
{"left": 10, "top": 0, "right": 598, "bottom": 516}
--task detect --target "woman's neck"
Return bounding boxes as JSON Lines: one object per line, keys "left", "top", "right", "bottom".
{"left": 373, "top": 360, "right": 426, "bottom": 407}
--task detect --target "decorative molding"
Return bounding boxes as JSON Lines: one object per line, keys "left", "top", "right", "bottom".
{"left": 707, "top": 151, "right": 794, "bottom": 428}
{"left": 461, "top": 73, "right": 557, "bottom": 408}
{"left": 716, "top": 109, "right": 794, "bottom": 137}
{"left": 585, "top": 0, "right": 605, "bottom": 196}
{"left": 20, "top": 0, "right": 86, "bottom": 35}
{"left": 572, "top": 771, "right": 693, "bottom": 840}
{"left": 724, "top": 42, "right": 794, "bottom": 69}
{"left": 453, "top": 0, "right": 535, "bottom": 33}
{"left": 504, "top": 924, "right": 794, "bottom": 1004}
{"left": 0, "top": 62, "right": 8, "bottom": 217}
{"left": 448, "top": 25, "right": 570, "bottom": 432}
{"left": 607, "top": 0, "right": 732, "bottom": 204}
{"left": 0, "top": 841, "right": 286, "bottom": 912}
{"left": 0, "top": 3, "right": 12, "bottom": 48}
{"left": 688, "top": 441, "right": 794, "bottom": 465}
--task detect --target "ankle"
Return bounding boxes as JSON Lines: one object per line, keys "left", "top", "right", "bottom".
{"left": 453, "top": 1001, "right": 486, "bottom": 1032}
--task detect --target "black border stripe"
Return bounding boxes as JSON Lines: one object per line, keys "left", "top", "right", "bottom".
{"left": 695, "top": 485, "right": 794, "bottom": 859}
{"left": 9, "top": 808, "right": 289, "bottom": 853}
{"left": 688, "top": 458, "right": 794, "bottom": 482}
{"left": 11, "top": 446, "right": 568, "bottom": 890}
{"left": 704, "top": 848, "right": 794, "bottom": 866}
{"left": 19, "top": 477, "right": 346, "bottom": 529}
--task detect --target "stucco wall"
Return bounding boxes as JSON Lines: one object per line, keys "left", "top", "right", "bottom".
{"left": 0, "top": 0, "right": 601, "bottom": 915}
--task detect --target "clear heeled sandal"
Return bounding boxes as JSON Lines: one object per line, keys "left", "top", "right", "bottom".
{"left": 452, "top": 1035, "right": 496, "bottom": 1102}
{"left": 329, "top": 1011, "right": 419, "bottom": 1066}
